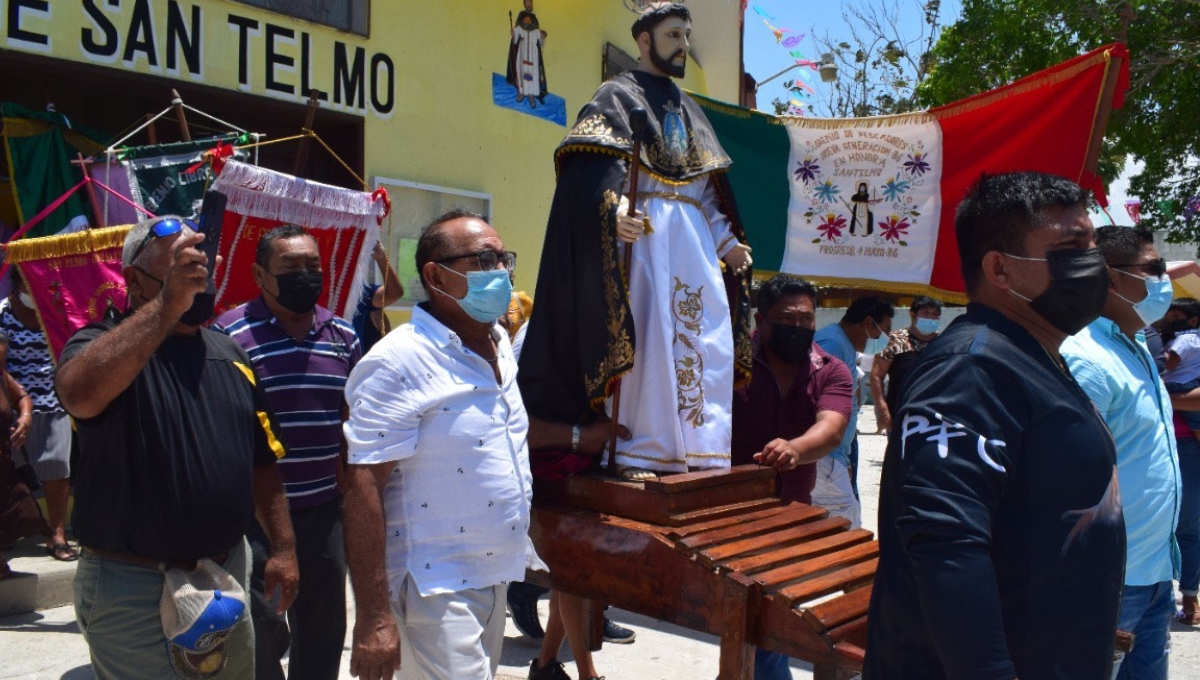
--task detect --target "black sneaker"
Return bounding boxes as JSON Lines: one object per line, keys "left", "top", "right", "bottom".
{"left": 602, "top": 617, "right": 636, "bottom": 644}
{"left": 529, "top": 658, "right": 572, "bottom": 680}
{"left": 508, "top": 581, "right": 548, "bottom": 639}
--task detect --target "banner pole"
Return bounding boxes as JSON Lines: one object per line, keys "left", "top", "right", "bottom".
{"left": 1083, "top": 47, "right": 1125, "bottom": 179}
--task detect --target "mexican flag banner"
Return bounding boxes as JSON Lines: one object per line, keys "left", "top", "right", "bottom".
{"left": 694, "top": 44, "right": 1129, "bottom": 303}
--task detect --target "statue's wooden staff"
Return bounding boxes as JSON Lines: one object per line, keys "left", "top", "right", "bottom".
{"left": 608, "top": 107, "right": 652, "bottom": 470}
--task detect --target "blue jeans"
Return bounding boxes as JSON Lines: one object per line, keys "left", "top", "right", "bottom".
{"left": 754, "top": 649, "right": 793, "bottom": 680}
{"left": 74, "top": 539, "right": 254, "bottom": 680}
{"left": 1114, "top": 581, "right": 1174, "bottom": 680}
{"left": 1177, "top": 436, "right": 1200, "bottom": 595}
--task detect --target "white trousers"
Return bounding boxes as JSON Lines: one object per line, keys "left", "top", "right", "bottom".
{"left": 810, "top": 456, "right": 861, "bottom": 529}
{"left": 392, "top": 576, "right": 507, "bottom": 680}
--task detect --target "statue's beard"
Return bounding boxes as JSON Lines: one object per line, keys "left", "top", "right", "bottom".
{"left": 650, "top": 35, "right": 686, "bottom": 78}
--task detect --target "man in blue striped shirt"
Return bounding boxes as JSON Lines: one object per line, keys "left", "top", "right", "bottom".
{"left": 215, "top": 224, "right": 362, "bottom": 680}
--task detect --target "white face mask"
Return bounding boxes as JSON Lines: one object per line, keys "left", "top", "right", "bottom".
{"left": 18, "top": 291, "right": 34, "bottom": 309}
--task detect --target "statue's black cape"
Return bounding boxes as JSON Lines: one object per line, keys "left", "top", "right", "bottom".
{"left": 518, "top": 70, "right": 753, "bottom": 426}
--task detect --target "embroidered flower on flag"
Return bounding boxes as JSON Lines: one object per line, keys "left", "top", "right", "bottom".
{"left": 814, "top": 180, "right": 840, "bottom": 204}
{"left": 903, "top": 153, "right": 931, "bottom": 177}
{"left": 794, "top": 158, "right": 821, "bottom": 184}
{"left": 882, "top": 177, "right": 911, "bottom": 202}
{"left": 818, "top": 214, "right": 847, "bottom": 241}
{"left": 879, "top": 215, "right": 910, "bottom": 243}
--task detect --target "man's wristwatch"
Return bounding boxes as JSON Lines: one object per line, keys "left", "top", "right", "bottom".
{"left": 571, "top": 424, "right": 581, "bottom": 453}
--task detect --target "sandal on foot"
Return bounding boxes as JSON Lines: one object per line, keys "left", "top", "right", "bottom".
{"left": 614, "top": 464, "right": 657, "bottom": 482}
{"left": 46, "top": 543, "right": 79, "bottom": 562}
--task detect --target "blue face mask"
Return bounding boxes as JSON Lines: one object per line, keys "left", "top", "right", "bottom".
{"left": 1114, "top": 270, "right": 1174, "bottom": 326}
{"left": 435, "top": 265, "right": 514, "bottom": 323}
{"left": 915, "top": 317, "right": 940, "bottom": 336}
{"left": 864, "top": 319, "right": 889, "bottom": 355}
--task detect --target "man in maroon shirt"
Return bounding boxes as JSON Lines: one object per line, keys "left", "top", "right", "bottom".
{"left": 732, "top": 275, "right": 853, "bottom": 504}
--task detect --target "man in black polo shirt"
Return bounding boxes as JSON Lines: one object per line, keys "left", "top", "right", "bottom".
{"left": 863, "top": 172, "right": 1126, "bottom": 680}
{"left": 56, "top": 216, "right": 298, "bottom": 680}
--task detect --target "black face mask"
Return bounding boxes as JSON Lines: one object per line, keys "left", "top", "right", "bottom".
{"left": 270, "top": 270, "right": 323, "bottom": 314}
{"left": 179, "top": 279, "right": 216, "bottom": 327}
{"left": 1009, "top": 248, "right": 1109, "bottom": 336}
{"left": 766, "top": 323, "right": 814, "bottom": 364}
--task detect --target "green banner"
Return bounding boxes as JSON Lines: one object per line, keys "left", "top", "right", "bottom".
{"left": 2, "top": 102, "right": 109, "bottom": 238}
{"left": 121, "top": 135, "right": 248, "bottom": 220}
{"left": 690, "top": 93, "right": 790, "bottom": 273}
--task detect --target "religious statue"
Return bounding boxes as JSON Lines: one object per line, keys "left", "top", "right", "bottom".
{"left": 506, "top": 0, "right": 548, "bottom": 107}
{"left": 518, "top": 3, "right": 754, "bottom": 481}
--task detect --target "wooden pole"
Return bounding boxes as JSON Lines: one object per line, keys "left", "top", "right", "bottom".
{"left": 1082, "top": 47, "right": 1126, "bottom": 178}
{"left": 70, "top": 153, "right": 106, "bottom": 229}
{"left": 607, "top": 107, "right": 651, "bottom": 470}
{"left": 293, "top": 90, "right": 322, "bottom": 176}
{"left": 171, "top": 89, "right": 191, "bottom": 142}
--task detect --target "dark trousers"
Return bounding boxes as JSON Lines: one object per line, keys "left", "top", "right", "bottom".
{"left": 250, "top": 498, "right": 347, "bottom": 680}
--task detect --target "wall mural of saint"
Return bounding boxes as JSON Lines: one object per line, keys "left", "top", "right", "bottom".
{"left": 492, "top": 0, "right": 567, "bottom": 126}
{"left": 507, "top": 0, "right": 548, "bottom": 106}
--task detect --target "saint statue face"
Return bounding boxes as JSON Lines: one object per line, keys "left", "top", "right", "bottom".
{"left": 647, "top": 17, "right": 691, "bottom": 79}
{"left": 524, "top": 0, "right": 533, "bottom": 12}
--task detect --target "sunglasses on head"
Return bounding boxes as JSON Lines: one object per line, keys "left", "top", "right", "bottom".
{"left": 129, "top": 218, "right": 196, "bottom": 264}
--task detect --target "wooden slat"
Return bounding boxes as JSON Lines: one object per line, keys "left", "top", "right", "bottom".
{"left": 643, "top": 464, "right": 775, "bottom": 493}
{"left": 723, "top": 529, "right": 873, "bottom": 575}
{"left": 826, "top": 615, "right": 869, "bottom": 645}
{"left": 755, "top": 542, "right": 878, "bottom": 590}
{"left": 667, "top": 498, "right": 782, "bottom": 526}
{"left": 833, "top": 641, "right": 867, "bottom": 665}
{"left": 696, "top": 517, "right": 851, "bottom": 568}
{"left": 799, "top": 585, "right": 873, "bottom": 634}
{"left": 667, "top": 504, "right": 791, "bottom": 541}
{"left": 680, "top": 504, "right": 828, "bottom": 552}
{"left": 666, "top": 477, "right": 778, "bottom": 515}
{"left": 776, "top": 557, "right": 878, "bottom": 605}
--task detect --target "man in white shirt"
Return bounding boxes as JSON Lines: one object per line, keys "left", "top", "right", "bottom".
{"left": 342, "top": 210, "right": 535, "bottom": 680}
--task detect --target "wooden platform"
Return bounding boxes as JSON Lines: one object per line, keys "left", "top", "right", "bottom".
{"left": 530, "top": 465, "right": 873, "bottom": 680}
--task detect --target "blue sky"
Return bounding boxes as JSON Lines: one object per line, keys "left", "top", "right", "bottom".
{"left": 742, "top": 0, "right": 962, "bottom": 115}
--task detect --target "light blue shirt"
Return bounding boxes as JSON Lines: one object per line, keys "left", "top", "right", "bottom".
{"left": 1062, "top": 316, "right": 1181, "bottom": 586}
{"left": 813, "top": 323, "right": 857, "bottom": 468}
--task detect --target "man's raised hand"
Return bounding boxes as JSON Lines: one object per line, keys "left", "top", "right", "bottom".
{"left": 161, "top": 230, "right": 210, "bottom": 317}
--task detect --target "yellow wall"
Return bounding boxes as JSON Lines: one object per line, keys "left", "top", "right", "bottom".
{"left": 0, "top": 0, "right": 743, "bottom": 295}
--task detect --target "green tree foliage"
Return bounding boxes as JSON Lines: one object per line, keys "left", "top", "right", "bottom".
{"left": 917, "top": 1, "right": 1200, "bottom": 240}
{"left": 811, "top": 0, "right": 944, "bottom": 117}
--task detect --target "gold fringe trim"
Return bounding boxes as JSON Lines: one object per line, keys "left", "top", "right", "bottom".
{"left": 63, "top": 130, "right": 105, "bottom": 156}
{"left": 751, "top": 269, "right": 968, "bottom": 305}
{"left": 3, "top": 136, "right": 22, "bottom": 226}
{"left": 929, "top": 47, "right": 1115, "bottom": 121}
{"left": 1, "top": 118, "right": 51, "bottom": 139}
{"left": 6, "top": 225, "right": 133, "bottom": 263}
{"left": 779, "top": 111, "right": 936, "bottom": 129}
{"left": 1, "top": 119, "right": 104, "bottom": 154}
{"left": 555, "top": 144, "right": 729, "bottom": 188}
{"left": 613, "top": 450, "right": 732, "bottom": 464}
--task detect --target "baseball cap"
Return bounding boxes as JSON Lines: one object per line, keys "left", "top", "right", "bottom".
{"left": 159, "top": 558, "right": 247, "bottom": 679}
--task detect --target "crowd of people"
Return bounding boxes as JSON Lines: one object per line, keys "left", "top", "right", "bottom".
{"left": 0, "top": 4, "right": 1192, "bottom": 680}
